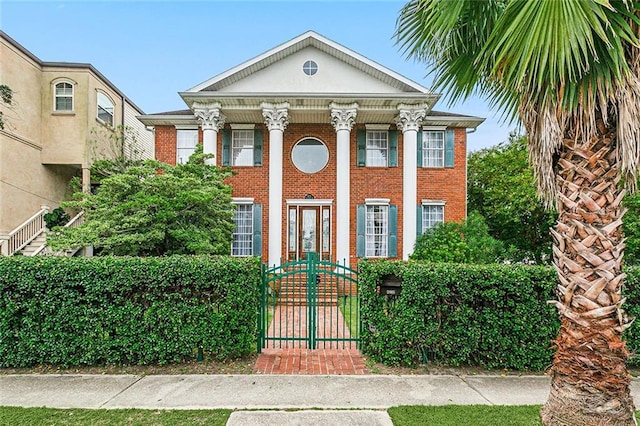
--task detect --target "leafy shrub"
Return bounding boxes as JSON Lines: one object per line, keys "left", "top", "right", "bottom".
{"left": 44, "top": 207, "right": 70, "bottom": 229}
{"left": 360, "top": 261, "right": 640, "bottom": 370}
{"left": 0, "top": 255, "right": 259, "bottom": 367}
{"left": 411, "top": 212, "right": 504, "bottom": 264}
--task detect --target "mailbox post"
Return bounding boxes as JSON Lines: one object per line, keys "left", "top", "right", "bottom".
{"left": 379, "top": 274, "right": 402, "bottom": 297}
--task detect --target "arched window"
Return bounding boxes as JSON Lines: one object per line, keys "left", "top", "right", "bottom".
{"left": 54, "top": 82, "right": 73, "bottom": 111}
{"left": 97, "top": 92, "right": 114, "bottom": 126}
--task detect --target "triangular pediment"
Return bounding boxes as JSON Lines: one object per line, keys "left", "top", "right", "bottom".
{"left": 186, "top": 31, "right": 432, "bottom": 96}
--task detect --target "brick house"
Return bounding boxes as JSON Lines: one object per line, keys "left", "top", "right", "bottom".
{"left": 139, "top": 31, "right": 483, "bottom": 266}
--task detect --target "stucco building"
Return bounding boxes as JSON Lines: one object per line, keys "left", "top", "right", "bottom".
{"left": 0, "top": 31, "right": 153, "bottom": 251}
{"left": 140, "top": 31, "right": 483, "bottom": 266}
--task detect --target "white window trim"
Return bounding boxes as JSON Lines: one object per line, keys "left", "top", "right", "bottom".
{"left": 422, "top": 125, "right": 447, "bottom": 131}
{"left": 53, "top": 80, "right": 75, "bottom": 112}
{"left": 230, "top": 124, "right": 256, "bottom": 130}
{"left": 231, "top": 129, "right": 254, "bottom": 166}
{"left": 365, "top": 129, "right": 389, "bottom": 167}
{"left": 365, "top": 124, "right": 390, "bottom": 130}
{"left": 364, "top": 202, "right": 389, "bottom": 258}
{"left": 231, "top": 202, "right": 254, "bottom": 257}
{"left": 365, "top": 198, "right": 390, "bottom": 206}
{"left": 176, "top": 129, "right": 199, "bottom": 164}
{"left": 286, "top": 199, "right": 333, "bottom": 206}
{"left": 96, "top": 91, "right": 115, "bottom": 126}
{"left": 421, "top": 201, "right": 446, "bottom": 233}
{"left": 422, "top": 130, "right": 445, "bottom": 168}
{"left": 233, "top": 197, "right": 255, "bottom": 205}
{"left": 422, "top": 200, "right": 446, "bottom": 206}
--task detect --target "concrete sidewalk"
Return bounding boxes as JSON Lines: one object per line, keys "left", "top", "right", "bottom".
{"left": 1, "top": 374, "right": 639, "bottom": 425}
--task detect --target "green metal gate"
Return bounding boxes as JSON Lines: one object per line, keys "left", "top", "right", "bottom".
{"left": 258, "top": 253, "right": 359, "bottom": 351}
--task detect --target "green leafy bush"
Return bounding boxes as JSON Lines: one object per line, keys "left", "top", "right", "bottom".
{"left": 361, "top": 261, "right": 555, "bottom": 370}
{"left": 44, "top": 207, "right": 70, "bottom": 229}
{"left": 0, "top": 255, "right": 259, "bottom": 367}
{"left": 411, "top": 212, "right": 504, "bottom": 264}
{"left": 360, "top": 261, "right": 640, "bottom": 370}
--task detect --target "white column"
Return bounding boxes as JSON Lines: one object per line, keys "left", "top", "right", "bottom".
{"left": 396, "top": 104, "right": 427, "bottom": 260}
{"left": 262, "top": 102, "right": 289, "bottom": 267}
{"left": 193, "top": 102, "right": 225, "bottom": 166}
{"left": 330, "top": 102, "right": 358, "bottom": 267}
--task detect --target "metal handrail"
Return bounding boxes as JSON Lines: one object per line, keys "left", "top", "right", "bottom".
{"left": 0, "top": 205, "right": 49, "bottom": 255}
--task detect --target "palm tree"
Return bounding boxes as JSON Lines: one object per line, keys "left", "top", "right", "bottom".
{"left": 396, "top": 1, "right": 640, "bottom": 424}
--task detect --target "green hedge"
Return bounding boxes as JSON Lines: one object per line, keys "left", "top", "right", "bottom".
{"left": 0, "top": 256, "right": 259, "bottom": 368}
{"left": 359, "top": 261, "right": 640, "bottom": 371}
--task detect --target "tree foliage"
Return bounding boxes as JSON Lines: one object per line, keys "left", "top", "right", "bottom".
{"left": 468, "top": 133, "right": 556, "bottom": 263}
{"left": 0, "top": 84, "right": 13, "bottom": 130}
{"left": 48, "top": 152, "right": 235, "bottom": 256}
{"left": 411, "top": 211, "right": 503, "bottom": 264}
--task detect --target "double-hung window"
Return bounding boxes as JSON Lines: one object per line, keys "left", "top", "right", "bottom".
{"left": 421, "top": 202, "right": 445, "bottom": 233}
{"left": 422, "top": 131, "right": 445, "bottom": 167}
{"left": 356, "top": 199, "right": 398, "bottom": 258}
{"left": 232, "top": 130, "right": 254, "bottom": 166}
{"left": 176, "top": 129, "right": 198, "bottom": 164}
{"left": 231, "top": 200, "right": 262, "bottom": 257}
{"left": 222, "top": 126, "right": 263, "bottom": 166}
{"left": 366, "top": 131, "right": 388, "bottom": 167}
{"left": 357, "top": 127, "right": 398, "bottom": 167}
{"left": 54, "top": 82, "right": 73, "bottom": 111}
{"left": 232, "top": 203, "right": 253, "bottom": 256}
{"left": 97, "top": 92, "right": 114, "bottom": 126}
{"left": 366, "top": 204, "right": 389, "bottom": 257}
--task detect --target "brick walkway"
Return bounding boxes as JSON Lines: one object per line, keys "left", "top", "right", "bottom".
{"left": 254, "top": 348, "right": 368, "bottom": 374}
{"left": 255, "top": 304, "right": 369, "bottom": 374}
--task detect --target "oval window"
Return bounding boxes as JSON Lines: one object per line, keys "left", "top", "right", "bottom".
{"left": 292, "top": 138, "right": 329, "bottom": 174}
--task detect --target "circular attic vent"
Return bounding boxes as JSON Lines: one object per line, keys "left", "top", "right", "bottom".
{"left": 303, "top": 60, "right": 318, "bottom": 76}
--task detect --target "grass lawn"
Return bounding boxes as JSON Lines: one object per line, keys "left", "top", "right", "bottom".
{"left": 0, "top": 407, "right": 231, "bottom": 426}
{"left": 388, "top": 405, "right": 542, "bottom": 425}
{"left": 388, "top": 405, "right": 640, "bottom": 426}
{"left": 339, "top": 295, "right": 359, "bottom": 337}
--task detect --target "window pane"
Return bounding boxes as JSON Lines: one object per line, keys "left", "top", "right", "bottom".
{"left": 176, "top": 130, "right": 198, "bottom": 164}
{"left": 423, "top": 131, "right": 444, "bottom": 167}
{"left": 97, "top": 93, "right": 114, "bottom": 125}
{"left": 232, "top": 204, "right": 253, "bottom": 256}
{"left": 291, "top": 138, "right": 329, "bottom": 173}
{"left": 422, "top": 205, "right": 444, "bottom": 231}
{"left": 366, "top": 131, "right": 388, "bottom": 167}
{"left": 54, "top": 83, "right": 73, "bottom": 111}
{"left": 365, "top": 205, "right": 388, "bottom": 257}
{"left": 232, "top": 130, "right": 254, "bottom": 166}
{"left": 55, "top": 97, "right": 72, "bottom": 111}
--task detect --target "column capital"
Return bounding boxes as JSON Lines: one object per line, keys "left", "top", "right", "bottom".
{"left": 396, "top": 103, "right": 428, "bottom": 132}
{"left": 261, "top": 102, "right": 290, "bottom": 132}
{"left": 193, "top": 102, "right": 225, "bottom": 131}
{"left": 330, "top": 102, "right": 358, "bottom": 132}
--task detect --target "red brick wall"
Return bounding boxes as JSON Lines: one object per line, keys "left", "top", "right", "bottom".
{"left": 154, "top": 124, "right": 468, "bottom": 263}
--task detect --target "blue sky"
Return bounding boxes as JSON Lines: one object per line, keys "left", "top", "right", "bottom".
{"left": 1, "top": 0, "right": 519, "bottom": 151}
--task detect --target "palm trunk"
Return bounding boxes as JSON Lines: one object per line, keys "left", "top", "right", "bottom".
{"left": 541, "top": 118, "right": 636, "bottom": 425}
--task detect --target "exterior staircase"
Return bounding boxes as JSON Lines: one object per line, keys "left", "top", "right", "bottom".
{"left": 275, "top": 268, "right": 340, "bottom": 306}
{"left": 20, "top": 233, "right": 48, "bottom": 256}
{"left": 0, "top": 207, "right": 85, "bottom": 257}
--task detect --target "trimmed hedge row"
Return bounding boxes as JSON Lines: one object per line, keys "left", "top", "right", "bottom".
{"left": 359, "top": 261, "right": 640, "bottom": 371}
{"left": 0, "top": 256, "right": 259, "bottom": 367}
